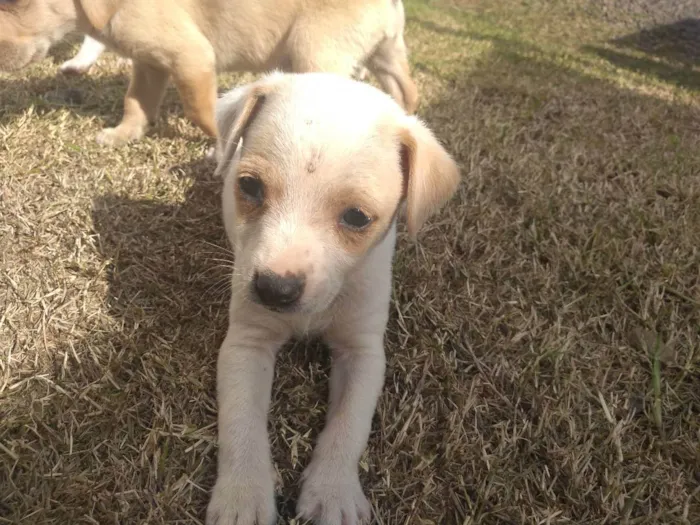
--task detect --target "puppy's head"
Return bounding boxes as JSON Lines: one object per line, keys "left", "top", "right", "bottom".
{"left": 0, "top": 0, "right": 78, "bottom": 71}
{"left": 216, "top": 72, "right": 460, "bottom": 314}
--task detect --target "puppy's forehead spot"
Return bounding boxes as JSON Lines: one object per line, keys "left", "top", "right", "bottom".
{"left": 306, "top": 146, "right": 322, "bottom": 174}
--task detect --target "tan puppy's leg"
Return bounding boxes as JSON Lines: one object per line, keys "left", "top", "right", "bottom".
{"left": 97, "top": 19, "right": 217, "bottom": 145}
{"left": 97, "top": 61, "right": 169, "bottom": 146}
{"left": 366, "top": 34, "right": 419, "bottom": 114}
{"left": 171, "top": 61, "right": 218, "bottom": 138}
{"left": 166, "top": 26, "right": 218, "bottom": 138}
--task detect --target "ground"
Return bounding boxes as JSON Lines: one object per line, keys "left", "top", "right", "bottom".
{"left": 1, "top": 0, "right": 699, "bottom": 524}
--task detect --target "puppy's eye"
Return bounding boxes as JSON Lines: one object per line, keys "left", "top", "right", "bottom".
{"left": 340, "top": 207, "right": 372, "bottom": 230}
{"left": 238, "top": 175, "right": 264, "bottom": 204}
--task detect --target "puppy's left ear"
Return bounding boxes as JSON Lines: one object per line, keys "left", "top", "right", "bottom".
{"left": 398, "top": 116, "right": 461, "bottom": 238}
{"left": 213, "top": 82, "right": 270, "bottom": 178}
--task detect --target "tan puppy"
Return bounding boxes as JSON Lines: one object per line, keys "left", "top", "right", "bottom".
{"left": 0, "top": 0, "right": 419, "bottom": 146}
{"left": 210, "top": 72, "right": 459, "bottom": 525}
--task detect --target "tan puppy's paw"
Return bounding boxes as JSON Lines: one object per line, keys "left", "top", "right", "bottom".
{"left": 96, "top": 127, "right": 143, "bottom": 147}
{"left": 206, "top": 475, "right": 276, "bottom": 525}
{"left": 297, "top": 463, "right": 371, "bottom": 525}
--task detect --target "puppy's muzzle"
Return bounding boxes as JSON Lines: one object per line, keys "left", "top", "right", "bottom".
{"left": 252, "top": 270, "right": 306, "bottom": 311}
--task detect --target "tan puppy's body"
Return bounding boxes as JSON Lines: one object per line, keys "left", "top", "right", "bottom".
{"left": 210, "top": 72, "right": 459, "bottom": 525}
{"left": 0, "top": 0, "right": 418, "bottom": 146}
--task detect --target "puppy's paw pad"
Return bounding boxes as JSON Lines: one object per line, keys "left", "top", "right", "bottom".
{"left": 59, "top": 60, "right": 92, "bottom": 76}
{"left": 206, "top": 480, "right": 276, "bottom": 525}
{"left": 96, "top": 127, "right": 135, "bottom": 147}
{"left": 297, "top": 470, "right": 370, "bottom": 525}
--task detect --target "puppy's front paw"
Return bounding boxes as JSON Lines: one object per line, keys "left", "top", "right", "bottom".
{"left": 59, "top": 58, "right": 93, "bottom": 76}
{"left": 96, "top": 126, "right": 143, "bottom": 147}
{"left": 297, "top": 462, "right": 371, "bottom": 525}
{"left": 206, "top": 475, "right": 276, "bottom": 525}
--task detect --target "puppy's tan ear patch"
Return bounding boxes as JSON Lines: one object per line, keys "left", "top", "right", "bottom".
{"left": 214, "top": 85, "right": 268, "bottom": 178}
{"left": 399, "top": 117, "right": 460, "bottom": 238}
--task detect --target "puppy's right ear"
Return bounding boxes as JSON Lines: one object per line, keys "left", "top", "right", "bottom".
{"left": 397, "top": 116, "right": 461, "bottom": 239}
{"left": 213, "top": 83, "right": 269, "bottom": 178}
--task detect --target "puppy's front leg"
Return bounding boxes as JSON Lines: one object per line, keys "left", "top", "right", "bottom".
{"left": 59, "top": 35, "right": 106, "bottom": 75}
{"left": 97, "top": 60, "right": 170, "bottom": 146}
{"left": 297, "top": 332, "right": 386, "bottom": 525}
{"left": 207, "top": 319, "right": 289, "bottom": 525}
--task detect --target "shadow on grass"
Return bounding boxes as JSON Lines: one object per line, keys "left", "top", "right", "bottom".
{"left": 0, "top": 53, "right": 131, "bottom": 126}
{"left": 0, "top": 58, "right": 185, "bottom": 131}
{"left": 611, "top": 18, "right": 700, "bottom": 66}
{"left": 585, "top": 18, "right": 700, "bottom": 90}
{"left": 0, "top": 34, "right": 129, "bottom": 126}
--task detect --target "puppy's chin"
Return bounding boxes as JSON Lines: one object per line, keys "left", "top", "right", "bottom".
{"left": 297, "top": 289, "right": 344, "bottom": 317}
{"left": 249, "top": 296, "right": 301, "bottom": 315}
{"left": 246, "top": 289, "right": 340, "bottom": 317}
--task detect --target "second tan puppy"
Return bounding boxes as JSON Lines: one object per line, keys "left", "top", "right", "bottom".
{"left": 0, "top": 0, "right": 419, "bottom": 146}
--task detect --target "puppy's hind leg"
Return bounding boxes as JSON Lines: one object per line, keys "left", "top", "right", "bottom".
{"left": 135, "top": 23, "right": 218, "bottom": 140}
{"left": 366, "top": 32, "right": 419, "bottom": 114}
{"left": 97, "top": 61, "right": 170, "bottom": 146}
{"left": 171, "top": 58, "right": 218, "bottom": 139}
{"left": 60, "top": 35, "right": 106, "bottom": 75}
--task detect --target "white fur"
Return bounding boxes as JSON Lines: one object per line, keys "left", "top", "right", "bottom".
{"left": 59, "top": 35, "right": 106, "bottom": 74}
{"left": 207, "top": 73, "right": 459, "bottom": 525}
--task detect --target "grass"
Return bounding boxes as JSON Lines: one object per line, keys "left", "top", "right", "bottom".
{"left": 1, "top": 0, "right": 699, "bottom": 523}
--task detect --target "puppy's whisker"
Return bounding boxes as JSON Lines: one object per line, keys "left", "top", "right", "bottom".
{"left": 200, "top": 247, "right": 235, "bottom": 259}
{"left": 206, "top": 258, "right": 236, "bottom": 266}
{"left": 200, "top": 240, "right": 232, "bottom": 252}
{"left": 203, "top": 278, "right": 234, "bottom": 301}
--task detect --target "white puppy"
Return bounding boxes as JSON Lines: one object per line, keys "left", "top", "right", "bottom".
{"left": 208, "top": 72, "right": 460, "bottom": 525}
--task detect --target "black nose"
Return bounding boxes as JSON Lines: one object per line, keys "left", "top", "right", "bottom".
{"left": 253, "top": 270, "right": 305, "bottom": 309}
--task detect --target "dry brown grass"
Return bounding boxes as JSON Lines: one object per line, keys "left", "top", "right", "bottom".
{"left": 1, "top": 1, "right": 699, "bottom": 524}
